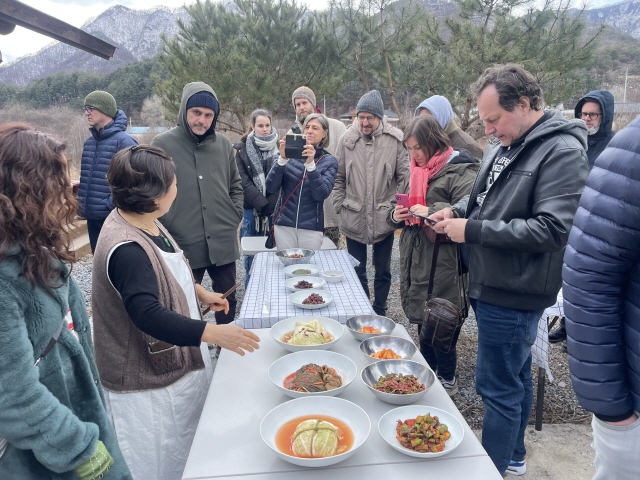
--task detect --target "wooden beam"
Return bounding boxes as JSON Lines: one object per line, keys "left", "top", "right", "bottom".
{"left": 0, "top": 0, "right": 116, "bottom": 60}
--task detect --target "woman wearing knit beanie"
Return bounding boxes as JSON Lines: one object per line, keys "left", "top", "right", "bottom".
{"left": 234, "top": 110, "right": 280, "bottom": 284}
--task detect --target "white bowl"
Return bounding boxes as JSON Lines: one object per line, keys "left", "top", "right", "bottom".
{"left": 289, "top": 289, "right": 334, "bottom": 310}
{"left": 378, "top": 405, "right": 464, "bottom": 458}
{"left": 284, "top": 276, "right": 327, "bottom": 292}
{"left": 283, "top": 264, "right": 322, "bottom": 278}
{"left": 321, "top": 270, "right": 344, "bottom": 283}
{"left": 268, "top": 350, "right": 357, "bottom": 399}
{"left": 260, "top": 396, "right": 371, "bottom": 467}
{"left": 270, "top": 316, "right": 344, "bottom": 352}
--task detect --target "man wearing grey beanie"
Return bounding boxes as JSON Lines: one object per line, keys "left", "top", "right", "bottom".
{"left": 333, "top": 90, "right": 409, "bottom": 315}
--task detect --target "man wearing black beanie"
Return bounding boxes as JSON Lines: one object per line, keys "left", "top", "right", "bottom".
{"left": 152, "top": 82, "right": 244, "bottom": 324}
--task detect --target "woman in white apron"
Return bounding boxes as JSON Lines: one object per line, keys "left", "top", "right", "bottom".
{"left": 92, "top": 145, "right": 260, "bottom": 480}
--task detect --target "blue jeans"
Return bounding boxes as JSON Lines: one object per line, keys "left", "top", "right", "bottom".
{"left": 240, "top": 209, "right": 271, "bottom": 287}
{"left": 472, "top": 298, "right": 544, "bottom": 474}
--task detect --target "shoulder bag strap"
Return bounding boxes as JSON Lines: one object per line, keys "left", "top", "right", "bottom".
{"left": 270, "top": 155, "right": 325, "bottom": 228}
{"left": 34, "top": 320, "right": 65, "bottom": 366}
{"left": 426, "top": 234, "right": 441, "bottom": 300}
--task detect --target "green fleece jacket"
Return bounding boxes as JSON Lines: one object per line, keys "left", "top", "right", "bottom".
{"left": 0, "top": 245, "right": 131, "bottom": 479}
{"left": 152, "top": 82, "right": 244, "bottom": 269}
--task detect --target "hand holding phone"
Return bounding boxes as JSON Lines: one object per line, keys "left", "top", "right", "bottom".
{"left": 412, "top": 211, "right": 439, "bottom": 225}
{"left": 394, "top": 194, "right": 412, "bottom": 225}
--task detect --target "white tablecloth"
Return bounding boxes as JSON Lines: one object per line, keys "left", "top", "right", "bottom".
{"left": 241, "top": 236, "right": 337, "bottom": 256}
{"left": 182, "top": 325, "right": 502, "bottom": 480}
{"left": 234, "top": 250, "right": 375, "bottom": 328}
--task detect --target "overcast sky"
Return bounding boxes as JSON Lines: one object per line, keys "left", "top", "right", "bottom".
{"left": 1, "top": 0, "right": 328, "bottom": 63}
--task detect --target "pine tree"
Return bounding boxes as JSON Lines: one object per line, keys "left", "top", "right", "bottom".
{"left": 395, "top": 0, "right": 604, "bottom": 130}
{"left": 155, "top": 0, "right": 349, "bottom": 134}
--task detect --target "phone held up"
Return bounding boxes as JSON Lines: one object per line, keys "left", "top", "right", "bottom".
{"left": 394, "top": 194, "right": 412, "bottom": 226}
{"left": 285, "top": 134, "right": 307, "bottom": 159}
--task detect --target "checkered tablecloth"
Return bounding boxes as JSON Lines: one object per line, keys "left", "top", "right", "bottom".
{"left": 531, "top": 290, "right": 563, "bottom": 383}
{"left": 234, "top": 250, "right": 375, "bottom": 328}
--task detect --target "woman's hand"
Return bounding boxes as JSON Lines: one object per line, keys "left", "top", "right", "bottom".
{"left": 278, "top": 139, "right": 287, "bottom": 160}
{"left": 393, "top": 204, "right": 412, "bottom": 223}
{"left": 202, "top": 324, "right": 261, "bottom": 356}
{"left": 196, "top": 284, "right": 229, "bottom": 314}
{"left": 409, "top": 205, "right": 429, "bottom": 218}
{"left": 303, "top": 143, "right": 315, "bottom": 164}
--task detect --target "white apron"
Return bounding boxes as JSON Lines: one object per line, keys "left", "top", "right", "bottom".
{"left": 103, "top": 241, "right": 214, "bottom": 480}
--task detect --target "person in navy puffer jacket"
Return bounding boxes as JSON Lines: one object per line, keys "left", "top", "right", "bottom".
{"left": 77, "top": 91, "right": 137, "bottom": 252}
{"left": 563, "top": 115, "right": 640, "bottom": 480}
{"left": 266, "top": 113, "right": 338, "bottom": 250}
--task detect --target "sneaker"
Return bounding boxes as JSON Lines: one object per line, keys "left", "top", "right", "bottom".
{"left": 506, "top": 460, "right": 526, "bottom": 476}
{"left": 438, "top": 375, "right": 458, "bottom": 396}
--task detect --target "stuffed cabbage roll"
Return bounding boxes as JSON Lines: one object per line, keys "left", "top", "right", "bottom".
{"left": 287, "top": 319, "right": 333, "bottom": 346}
{"left": 291, "top": 419, "right": 338, "bottom": 457}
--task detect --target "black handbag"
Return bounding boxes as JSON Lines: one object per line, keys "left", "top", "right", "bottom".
{"left": 418, "top": 235, "right": 469, "bottom": 353}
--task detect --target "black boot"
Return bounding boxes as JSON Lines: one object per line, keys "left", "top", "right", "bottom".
{"left": 548, "top": 317, "right": 567, "bottom": 343}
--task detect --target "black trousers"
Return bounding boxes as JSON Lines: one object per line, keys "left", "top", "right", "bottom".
{"left": 192, "top": 261, "right": 237, "bottom": 325}
{"left": 87, "top": 218, "right": 106, "bottom": 254}
{"left": 346, "top": 233, "right": 394, "bottom": 316}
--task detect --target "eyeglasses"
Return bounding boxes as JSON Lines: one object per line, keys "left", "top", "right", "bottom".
{"left": 580, "top": 112, "right": 601, "bottom": 120}
{"left": 83, "top": 106, "right": 95, "bottom": 113}
{"left": 357, "top": 115, "right": 376, "bottom": 122}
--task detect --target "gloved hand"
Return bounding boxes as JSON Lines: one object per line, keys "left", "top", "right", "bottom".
{"left": 73, "top": 440, "right": 114, "bottom": 480}
{"left": 261, "top": 203, "right": 275, "bottom": 217}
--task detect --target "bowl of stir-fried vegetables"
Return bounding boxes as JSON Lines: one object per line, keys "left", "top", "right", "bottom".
{"left": 378, "top": 405, "right": 464, "bottom": 458}
{"left": 361, "top": 360, "right": 435, "bottom": 405}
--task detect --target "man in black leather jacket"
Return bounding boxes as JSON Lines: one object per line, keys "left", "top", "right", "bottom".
{"left": 432, "top": 64, "right": 589, "bottom": 476}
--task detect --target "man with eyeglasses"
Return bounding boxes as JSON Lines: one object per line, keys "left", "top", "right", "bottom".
{"left": 333, "top": 89, "right": 409, "bottom": 315}
{"left": 548, "top": 90, "right": 616, "bottom": 345}
{"left": 77, "top": 90, "right": 137, "bottom": 252}
{"left": 574, "top": 90, "right": 615, "bottom": 169}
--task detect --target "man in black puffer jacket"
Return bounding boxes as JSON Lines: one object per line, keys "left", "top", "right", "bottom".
{"left": 432, "top": 64, "right": 589, "bottom": 476}
{"left": 563, "top": 116, "right": 640, "bottom": 480}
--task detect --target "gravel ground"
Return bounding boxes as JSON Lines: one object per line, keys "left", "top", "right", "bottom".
{"left": 73, "top": 233, "right": 589, "bottom": 430}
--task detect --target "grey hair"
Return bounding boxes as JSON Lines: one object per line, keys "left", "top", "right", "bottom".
{"left": 303, "top": 113, "right": 330, "bottom": 148}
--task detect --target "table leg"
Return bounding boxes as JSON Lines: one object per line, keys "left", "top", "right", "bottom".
{"left": 535, "top": 366, "right": 545, "bottom": 431}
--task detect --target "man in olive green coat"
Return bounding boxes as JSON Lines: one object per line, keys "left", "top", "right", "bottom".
{"left": 152, "top": 82, "right": 243, "bottom": 324}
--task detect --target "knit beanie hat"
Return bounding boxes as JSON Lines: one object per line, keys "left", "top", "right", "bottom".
{"left": 292, "top": 86, "right": 316, "bottom": 109}
{"left": 414, "top": 95, "right": 453, "bottom": 129}
{"left": 356, "top": 90, "right": 384, "bottom": 120}
{"left": 186, "top": 91, "right": 220, "bottom": 116}
{"left": 84, "top": 91, "right": 117, "bottom": 118}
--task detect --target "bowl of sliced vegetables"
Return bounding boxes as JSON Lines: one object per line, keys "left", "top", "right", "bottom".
{"left": 361, "top": 360, "right": 435, "bottom": 405}
{"left": 359, "top": 336, "right": 417, "bottom": 363}
{"left": 346, "top": 315, "right": 396, "bottom": 341}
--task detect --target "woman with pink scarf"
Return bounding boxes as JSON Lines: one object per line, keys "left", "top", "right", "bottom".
{"left": 387, "top": 115, "right": 479, "bottom": 396}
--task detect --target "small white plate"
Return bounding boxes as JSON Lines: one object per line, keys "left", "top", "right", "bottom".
{"left": 284, "top": 276, "right": 327, "bottom": 292}
{"left": 283, "top": 264, "right": 321, "bottom": 277}
{"left": 269, "top": 350, "right": 357, "bottom": 398}
{"left": 378, "top": 405, "right": 464, "bottom": 458}
{"left": 270, "top": 316, "right": 344, "bottom": 352}
{"left": 289, "top": 289, "right": 334, "bottom": 310}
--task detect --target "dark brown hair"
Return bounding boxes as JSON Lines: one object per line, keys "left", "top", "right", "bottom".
{"left": 240, "top": 109, "right": 273, "bottom": 142}
{"left": 470, "top": 63, "right": 545, "bottom": 112}
{"left": 107, "top": 145, "right": 176, "bottom": 214}
{"left": 403, "top": 115, "right": 451, "bottom": 160}
{"left": 0, "top": 123, "right": 77, "bottom": 289}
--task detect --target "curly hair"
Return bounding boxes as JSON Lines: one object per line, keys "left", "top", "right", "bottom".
{"left": 469, "top": 64, "right": 545, "bottom": 112}
{"left": 0, "top": 123, "right": 77, "bottom": 289}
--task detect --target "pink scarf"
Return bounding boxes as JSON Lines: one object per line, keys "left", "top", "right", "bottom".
{"left": 408, "top": 146, "right": 453, "bottom": 208}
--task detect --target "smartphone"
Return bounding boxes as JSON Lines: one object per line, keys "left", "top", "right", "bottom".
{"left": 394, "top": 194, "right": 411, "bottom": 226}
{"left": 285, "top": 133, "right": 307, "bottom": 159}
{"left": 412, "top": 211, "right": 439, "bottom": 225}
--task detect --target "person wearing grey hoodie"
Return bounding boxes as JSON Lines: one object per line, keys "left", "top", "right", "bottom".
{"left": 415, "top": 95, "right": 483, "bottom": 160}
{"left": 152, "top": 82, "right": 244, "bottom": 324}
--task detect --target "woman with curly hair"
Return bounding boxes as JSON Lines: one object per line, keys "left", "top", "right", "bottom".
{"left": 0, "top": 123, "right": 131, "bottom": 479}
